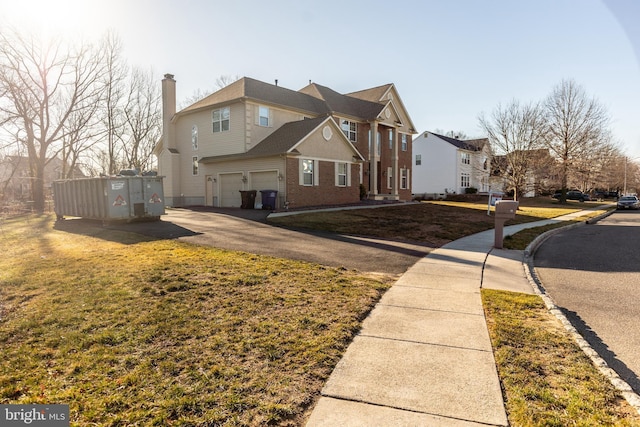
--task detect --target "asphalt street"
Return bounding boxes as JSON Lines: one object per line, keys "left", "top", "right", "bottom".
{"left": 534, "top": 209, "right": 640, "bottom": 393}
{"left": 105, "top": 207, "right": 434, "bottom": 278}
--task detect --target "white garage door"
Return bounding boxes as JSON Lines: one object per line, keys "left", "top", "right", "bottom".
{"left": 219, "top": 173, "right": 243, "bottom": 207}
{"left": 250, "top": 171, "right": 279, "bottom": 208}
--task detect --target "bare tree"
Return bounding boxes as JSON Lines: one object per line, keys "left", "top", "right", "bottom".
{"left": 100, "top": 32, "right": 127, "bottom": 175}
{"left": 0, "top": 28, "right": 107, "bottom": 212}
{"left": 178, "top": 74, "right": 241, "bottom": 110}
{"left": 544, "top": 79, "right": 611, "bottom": 202}
{"left": 179, "top": 88, "right": 214, "bottom": 110}
{"left": 432, "top": 129, "right": 469, "bottom": 140}
{"left": 479, "top": 100, "right": 547, "bottom": 200}
{"left": 215, "top": 74, "right": 240, "bottom": 89}
{"left": 121, "top": 67, "right": 161, "bottom": 172}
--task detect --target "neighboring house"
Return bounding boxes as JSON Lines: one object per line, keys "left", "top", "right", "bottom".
{"left": 0, "top": 155, "right": 85, "bottom": 203}
{"left": 412, "top": 131, "right": 491, "bottom": 195}
{"left": 154, "top": 75, "right": 417, "bottom": 209}
{"left": 490, "top": 149, "right": 558, "bottom": 197}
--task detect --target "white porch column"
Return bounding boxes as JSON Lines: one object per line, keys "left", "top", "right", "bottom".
{"left": 392, "top": 128, "right": 399, "bottom": 197}
{"left": 370, "top": 121, "right": 379, "bottom": 196}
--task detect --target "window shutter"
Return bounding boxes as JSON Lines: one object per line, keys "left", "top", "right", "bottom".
{"left": 347, "top": 163, "right": 352, "bottom": 187}
{"left": 269, "top": 109, "right": 273, "bottom": 128}
{"left": 298, "top": 159, "right": 304, "bottom": 185}
{"left": 334, "top": 162, "right": 339, "bottom": 187}
{"left": 255, "top": 105, "right": 259, "bottom": 126}
{"left": 314, "top": 160, "right": 319, "bottom": 186}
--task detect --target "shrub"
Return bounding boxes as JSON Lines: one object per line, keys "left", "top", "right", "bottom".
{"left": 465, "top": 187, "right": 478, "bottom": 194}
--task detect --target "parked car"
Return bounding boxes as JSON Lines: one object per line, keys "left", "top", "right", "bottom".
{"left": 552, "top": 190, "right": 590, "bottom": 202}
{"left": 616, "top": 195, "right": 640, "bottom": 210}
{"left": 593, "top": 190, "right": 619, "bottom": 200}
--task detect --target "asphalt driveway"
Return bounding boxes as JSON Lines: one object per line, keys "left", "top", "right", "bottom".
{"left": 108, "top": 207, "right": 433, "bottom": 277}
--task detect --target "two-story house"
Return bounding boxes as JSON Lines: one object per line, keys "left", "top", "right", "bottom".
{"left": 0, "top": 155, "right": 85, "bottom": 203}
{"left": 155, "top": 74, "right": 416, "bottom": 209}
{"left": 412, "top": 131, "right": 492, "bottom": 196}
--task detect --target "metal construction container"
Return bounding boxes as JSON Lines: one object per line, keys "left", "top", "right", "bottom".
{"left": 52, "top": 176, "right": 165, "bottom": 221}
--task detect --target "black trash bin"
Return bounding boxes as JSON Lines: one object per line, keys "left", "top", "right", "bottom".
{"left": 260, "top": 190, "right": 278, "bottom": 210}
{"left": 239, "top": 190, "right": 257, "bottom": 209}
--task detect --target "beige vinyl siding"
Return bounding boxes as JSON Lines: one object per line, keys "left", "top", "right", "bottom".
{"left": 175, "top": 102, "right": 246, "bottom": 158}
{"left": 296, "top": 126, "right": 358, "bottom": 160}
{"left": 210, "top": 156, "right": 286, "bottom": 208}
{"left": 245, "top": 102, "right": 312, "bottom": 150}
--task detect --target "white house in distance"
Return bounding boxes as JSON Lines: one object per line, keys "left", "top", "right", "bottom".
{"left": 412, "top": 131, "right": 492, "bottom": 196}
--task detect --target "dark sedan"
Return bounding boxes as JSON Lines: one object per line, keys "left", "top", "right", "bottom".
{"left": 553, "top": 190, "right": 590, "bottom": 202}
{"left": 617, "top": 195, "right": 640, "bottom": 210}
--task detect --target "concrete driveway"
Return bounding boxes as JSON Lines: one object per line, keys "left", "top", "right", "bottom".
{"left": 109, "top": 207, "right": 433, "bottom": 277}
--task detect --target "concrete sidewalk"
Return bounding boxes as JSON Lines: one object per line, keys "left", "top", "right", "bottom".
{"left": 305, "top": 209, "right": 607, "bottom": 426}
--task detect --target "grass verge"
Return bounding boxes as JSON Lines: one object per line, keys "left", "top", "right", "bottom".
{"left": 503, "top": 208, "right": 614, "bottom": 250}
{"left": 0, "top": 215, "right": 392, "bottom": 426}
{"left": 482, "top": 289, "right": 640, "bottom": 426}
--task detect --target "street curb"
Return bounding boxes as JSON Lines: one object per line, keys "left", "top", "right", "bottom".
{"left": 522, "top": 210, "right": 640, "bottom": 415}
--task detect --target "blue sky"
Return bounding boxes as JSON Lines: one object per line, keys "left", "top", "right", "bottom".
{"left": 2, "top": 0, "right": 639, "bottom": 159}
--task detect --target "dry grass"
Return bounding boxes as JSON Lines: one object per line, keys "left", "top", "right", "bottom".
{"left": 1, "top": 199, "right": 629, "bottom": 426}
{"left": 483, "top": 290, "right": 640, "bottom": 426}
{"left": 0, "top": 215, "right": 392, "bottom": 426}
{"left": 268, "top": 198, "right": 596, "bottom": 246}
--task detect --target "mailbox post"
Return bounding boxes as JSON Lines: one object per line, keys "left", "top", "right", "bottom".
{"left": 494, "top": 200, "right": 519, "bottom": 248}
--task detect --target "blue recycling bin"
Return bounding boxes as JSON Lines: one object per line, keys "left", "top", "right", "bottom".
{"left": 260, "top": 190, "right": 278, "bottom": 210}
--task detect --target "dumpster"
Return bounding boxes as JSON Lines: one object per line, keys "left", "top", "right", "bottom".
{"left": 52, "top": 176, "right": 165, "bottom": 222}
{"left": 239, "top": 190, "right": 257, "bottom": 209}
{"left": 260, "top": 190, "right": 278, "bottom": 210}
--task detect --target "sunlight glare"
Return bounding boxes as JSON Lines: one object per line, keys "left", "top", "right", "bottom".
{"left": 1, "top": 0, "right": 106, "bottom": 40}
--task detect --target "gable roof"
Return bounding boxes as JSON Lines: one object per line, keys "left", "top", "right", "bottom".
{"left": 346, "top": 83, "right": 394, "bottom": 103}
{"left": 429, "top": 132, "right": 489, "bottom": 152}
{"left": 181, "top": 77, "right": 328, "bottom": 116}
{"left": 182, "top": 77, "right": 392, "bottom": 123}
{"left": 199, "top": 116, "right": 363, "bottom": 163}
{"left": 298, "top": 83, "right": 385, "bottom": 120}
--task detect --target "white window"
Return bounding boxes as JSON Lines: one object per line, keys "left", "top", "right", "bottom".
{"left": 401, "top": 134, "right": 407, "bottom": 151}
{"left": 388, "top": 129, "right": 393, "bottom": 149}
{"left": 387, "top": 167, "right": 393, "bottom": 189}
{"left": 461, "top": 152, "right": 470, "bottom": 165}
{"left": 400, "top": 168, "right": 408, "bottom": 189}
{"left": 212, "top": 107, "right": 230, "bottom": 133}
{"left": 341, "top": 120, "right": 357, "bottom": 142}
{"left": 191, "top": 125, "right": 198, "bottom": 150}
{"left": 192, "top": 156, "right": 199, "bottom": 176}
{"left": 336, "top": 162, "right": 348, "bottom": 187}
{"left": 415, "top": 154, "right": 421, "bottom": 166}
{"left": 302, "top": 159, "right": 314, "bottom": 186}
{"left": 258, "top": 106, "right": 270, "bottom": 127}
{"left": 461, "top": 173, "right": 470, "bottom": 188}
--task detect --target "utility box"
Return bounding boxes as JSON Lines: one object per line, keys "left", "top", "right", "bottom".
{"left": 495, "top": 200, "right": 519, "bottom": 219}
{"left": 494, "top": 200, "right": 519, "bottom": 248}
{"left": 53, "top": 176, "right": 165, "bottom": 222}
